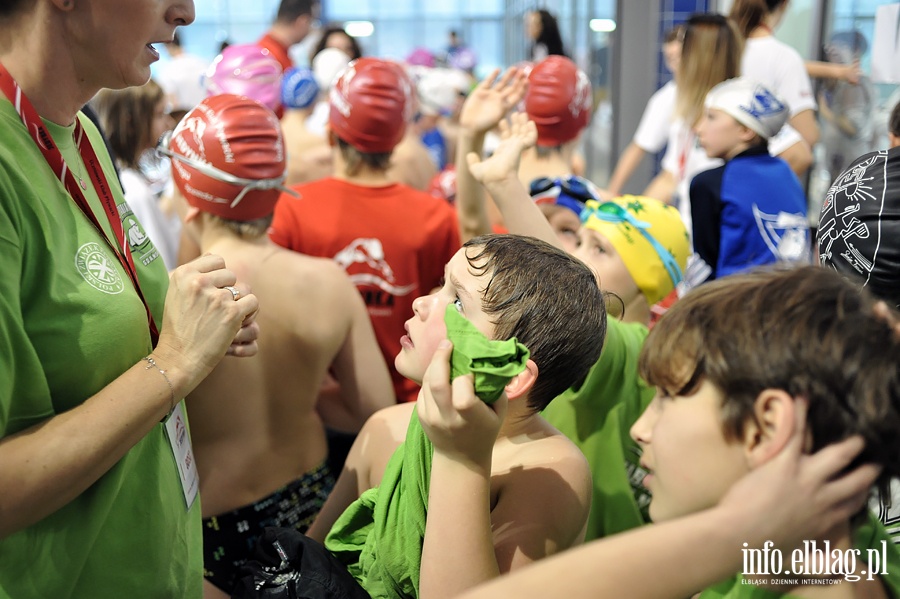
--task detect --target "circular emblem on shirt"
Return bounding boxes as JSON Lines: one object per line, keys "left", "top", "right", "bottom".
{"left": 75, "top": 242, "right": 125, "bottom": 294}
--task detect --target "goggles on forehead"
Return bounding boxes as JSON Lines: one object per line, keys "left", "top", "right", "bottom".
{"left": 156, "top": 130, "right": 298, "bottom": 209}
{"left": 529, "top": 175, "right": 600, "bottom": 215}
{"left": 580, "top": 201, "right": 684, "bottom": 288}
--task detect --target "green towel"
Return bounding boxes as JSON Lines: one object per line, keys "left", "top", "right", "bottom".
{"left": 324, "top": 305, "right": 530, "bottom": 599}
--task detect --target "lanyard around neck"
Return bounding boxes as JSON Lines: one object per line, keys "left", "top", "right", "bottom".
{"left": 0, "top": 63, "right": 160, "bottom": 346}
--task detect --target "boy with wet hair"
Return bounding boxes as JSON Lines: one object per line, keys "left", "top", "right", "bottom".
{"left": 302, "top": 233, "right": 605, "bottom": 599}
{"left": 632, "top": 265, "right": 900, "bottom": 597}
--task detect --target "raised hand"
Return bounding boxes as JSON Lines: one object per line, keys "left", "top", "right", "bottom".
{"left": 459, "top": 67, "right": 529, "bottom": 135}
{"left": 466, "top": 112, "right": 537, "bottom": 186}
{"left": 417, "top": 340, "right": 507, "bottom": 469}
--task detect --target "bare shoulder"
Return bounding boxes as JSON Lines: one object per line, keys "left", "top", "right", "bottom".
{"left": 266, "top": 249, "right": 359, "bottom": 303}
{"left": 489, "top": 417, "right": 592, "bottom": 571}
{"left": 356, "top": 402, "right": 417, "bottom": 488}
{"left": 500, "top": 420, "right": 591, "bottom": 491}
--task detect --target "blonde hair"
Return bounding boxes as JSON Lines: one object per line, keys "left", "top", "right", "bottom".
{"left": 675, "top": 14, "right": 743, "bottom": 127}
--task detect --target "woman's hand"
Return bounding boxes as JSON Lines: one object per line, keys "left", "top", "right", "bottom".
{"left": 154, "top": 254, "right": 260, "bottom": 391}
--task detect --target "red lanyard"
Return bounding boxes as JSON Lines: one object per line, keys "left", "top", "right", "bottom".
{"left": 0, "top": 63, "right": 160, "bottom": 346}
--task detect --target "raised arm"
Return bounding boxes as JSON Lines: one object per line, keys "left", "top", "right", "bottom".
{"left": 455, "top": 68, "right": 528, "bottom": 242}
{"left": 0, "top": 254, "right": 259, "bottom": 538}
{"left": 418, "top": 341, "right": 506, "bottom": 599}
{"left": 465, "top": 112, "right": 562, "bottom": 249}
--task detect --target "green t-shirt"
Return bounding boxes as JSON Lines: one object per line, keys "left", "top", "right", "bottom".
{"left": 0, "top": 101, "right": 202, "bottom": 597}
{"left": 542, "top": 318, "right": 655, "bottom": 541}
{"left": 700, "top": 514, "right": 900, "bottom": 598}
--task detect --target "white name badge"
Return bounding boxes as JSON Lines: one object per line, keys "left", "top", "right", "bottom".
{"left": 164, "top": 402, "right": 199, "bottom": 510}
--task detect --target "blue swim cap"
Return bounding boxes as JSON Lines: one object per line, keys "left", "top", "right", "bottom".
{"left": 280, "top": 67, "right": 319, "bottom": 110}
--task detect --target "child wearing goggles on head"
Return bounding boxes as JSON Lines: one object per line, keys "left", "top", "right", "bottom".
{"left": 461, "top": 106, "right": 688, "bottom": 544}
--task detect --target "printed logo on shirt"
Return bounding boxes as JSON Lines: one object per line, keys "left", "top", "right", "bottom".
{"left": 752, "top": 205, "right": 809, "bottom": 262}
{"left": 334, "top": 238, "right": 416, "bottom": 313}
{"left": 75, "top": 242, "right": 125, "bottom": 294}
{"left": 118, "top": 201, "right": 160, "bottom": 267}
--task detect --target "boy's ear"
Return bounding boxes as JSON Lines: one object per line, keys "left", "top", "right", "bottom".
{"left": 738, "top": 124, "right": 760, "bottom": 144}
{"left": 743, "top": 389, "right": 798, "bottom": 467}
{"left": 183, "top": 205, "right": 203, "bottom": 224}
{"left": 504, "top": 359, "right": 539, "bottom": 401}
{"left": 326, "top": 127, "right": 337, "bottom": 147}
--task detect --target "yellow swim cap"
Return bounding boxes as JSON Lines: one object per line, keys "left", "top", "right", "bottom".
{"left": 581, "top": 196, "right": 690, "bottom": 304}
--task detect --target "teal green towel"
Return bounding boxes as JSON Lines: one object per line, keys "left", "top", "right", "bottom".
{"left": 324, "top": 305, "right": 530, "bottom": 599}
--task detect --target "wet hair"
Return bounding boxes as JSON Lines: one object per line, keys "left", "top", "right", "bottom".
{"left": 462, "top": 234, "right": 607, "bottom": 412}
{"left": 729, "top": 0, "right": 787, "bottom": 38}
{"left": 336, "top": 138, "right": 392, "bottom": 174}
{"left": 276, "top": 0, "right": 317, "bottom": 23}
{"left": 91, "top": 79, "right": 166, "bottom": 171}
{"left": 676, "top": 13, "right": 742, "bottom": 126}
{"left": 310, "top": 25, "right": 363, "bottom": 63}
{"left": 531, "top": 9, "right": 567, "bottom": 58}
{"left": 890, "top": 101, "right": 900, "bottom": 139}
{"left": 639, "top": 266, "right": 900, "bottom": 498}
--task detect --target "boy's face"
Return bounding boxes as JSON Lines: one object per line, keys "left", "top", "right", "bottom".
{"left": 395, "top": 247, "right": 496, "bottom": 383}
{"left": 630, "top": 379, "right": 749, "bottom": 522}
{"left": 572, "top": 227, "right": 641, "bottom": 311}
{"left": 696, "top": 107, "right": 754, "bottom": 160}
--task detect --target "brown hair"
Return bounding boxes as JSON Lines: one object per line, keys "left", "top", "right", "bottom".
{"left": 462, "top": 234, "right": 607, "bottom": 412}
{"left": 676, "top": 14, "right": 742, "bottom": 126}
{"left": 309, "top": 25, "right": 363, "bottom": 63}
{"left": 729, "top": 0, "right": 787, "bottom": 38}
{"left": 336, "top": 138, "right": 392, "bottom": 174}
{"left": 91, "top": 79, "right": 166, "bottom": 171}
{"left": 640, "top": 266, "right": 900, "bottom": 495}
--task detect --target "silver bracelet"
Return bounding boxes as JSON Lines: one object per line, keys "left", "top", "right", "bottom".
{"left": 142, "top": 355, "right": 176, "bottom": 418}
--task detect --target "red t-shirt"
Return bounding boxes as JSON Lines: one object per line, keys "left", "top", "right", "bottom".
{"left": 257, "top": 32, "right": 294, "bottom": 72}
{"left": 270, "top": 177, "right": 461, "bottom": 403}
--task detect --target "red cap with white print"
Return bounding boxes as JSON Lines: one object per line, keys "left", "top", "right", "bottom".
{"left": 162, "top": 94, "right": 295, "bottom": 222}
{"left": 329, "top": 58, "right": 415, "bottom": 154}
{"left": 525, "top": 56, "right": 592, "bottom": 147}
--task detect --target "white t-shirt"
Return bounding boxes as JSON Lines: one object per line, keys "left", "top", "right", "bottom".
{"left": 741, "top": 37, "right": 817, "bottom": 117}
{"left": 633, "top": 80, "right": 676, "bottom": 154}
{"left": 157, "top": 52, "right": 210, "bottom": 113}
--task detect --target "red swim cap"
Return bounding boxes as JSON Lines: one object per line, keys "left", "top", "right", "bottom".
{"left": 329, "top": 58, "right": 414, "bottom": 154}
{"left": 163, "top": 94, "right": 293, "bottom": 221}
{"left": 525, "top": 56, "right": 592, "bottom": 147}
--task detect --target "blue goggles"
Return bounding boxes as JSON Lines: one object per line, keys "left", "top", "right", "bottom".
{"left": 580, "top": 201, "right": 684, "bottom": 288}
{"left": 528, "top": 175, "right": 599, "bottom": 216}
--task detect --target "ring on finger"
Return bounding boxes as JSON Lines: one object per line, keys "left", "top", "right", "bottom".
{"left": 224, "top": 285, "right": 240, "bottom": 301}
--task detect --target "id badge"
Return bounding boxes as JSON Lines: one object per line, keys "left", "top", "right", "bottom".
{"left": 164, "top": 402, "right": 199, "bottom": 510}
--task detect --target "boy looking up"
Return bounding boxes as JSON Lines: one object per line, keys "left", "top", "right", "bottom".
{"left": 306, "top": 234, "right": 605, "bottom": 599}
